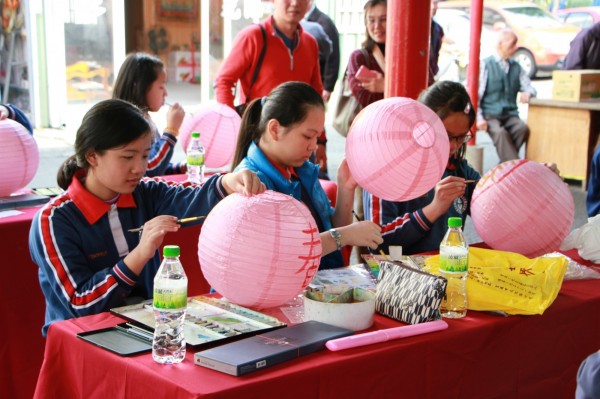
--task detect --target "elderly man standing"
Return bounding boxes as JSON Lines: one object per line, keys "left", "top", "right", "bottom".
{"left": 476, "top": 29, "right": 536, "bottom": 163}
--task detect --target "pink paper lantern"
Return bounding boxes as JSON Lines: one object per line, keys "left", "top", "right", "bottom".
{"left": 179, "top": 103, "right": 241, "bottom": 168}
{"left": 345, "top": 97, "right": 449, "bottom": 201}
{"left": 0, "top": 119, "right": 39, "bottom": 196}
{"left": 198, "top": 190, "right": 322, "bottom": 308}
{"left": 471, "top": 160, "right": 574, "bottom": 258}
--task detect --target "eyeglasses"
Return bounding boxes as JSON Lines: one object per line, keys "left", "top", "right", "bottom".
{"left": 448, "top": 134, "right": 473, "bottom": 144}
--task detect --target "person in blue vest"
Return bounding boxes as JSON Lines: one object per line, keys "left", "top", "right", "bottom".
{"left": 476, "top": 29, "right": 536, "bottom": 163}
{"left": 231, "top": 81, "right": 383, "bottom": 270}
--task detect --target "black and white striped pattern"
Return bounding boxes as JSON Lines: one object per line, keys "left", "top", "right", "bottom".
{"left": 375, "top": 261, "right": 447, "bottom": 325}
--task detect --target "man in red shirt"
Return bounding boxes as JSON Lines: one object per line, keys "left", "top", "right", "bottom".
{"left": 215, "top": 0, "right": 327, "bottom": 175}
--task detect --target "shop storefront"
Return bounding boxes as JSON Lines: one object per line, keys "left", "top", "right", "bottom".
{"left": 1, "top": 0, "right": 362, "bottom": 131}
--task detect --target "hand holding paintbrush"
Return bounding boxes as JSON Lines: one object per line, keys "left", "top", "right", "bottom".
{"left": 128, "top": 216, "right": 205, "bottom": 233}
{"left": 353, "top": 210, "right": 390, "bottom": 261}
{"left": 348, "top": 210, "right": 385, "bottom": 252}
{"left": 163, "top": 101, "right": 186, "bottom": 137}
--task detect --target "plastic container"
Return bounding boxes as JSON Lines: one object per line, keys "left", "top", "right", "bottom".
{"left": 152, "top": 245, "right": 188, "bottom": 364}
{"left": 439, "top": 217, "right": 468, "bottom": 319}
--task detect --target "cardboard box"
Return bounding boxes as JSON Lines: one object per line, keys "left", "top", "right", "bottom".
{"left": 552, "top": 70, "right": 600, "bottom": 102}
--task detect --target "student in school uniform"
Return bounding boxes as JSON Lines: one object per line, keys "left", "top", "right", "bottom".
{"left": 29, "top": 99, "right": 265, "bottom": 335}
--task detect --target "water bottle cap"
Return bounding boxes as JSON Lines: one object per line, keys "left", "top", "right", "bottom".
{"left": 163, "top": 245, "right": 180, "bottom": 257}
{"left": 191, "top": 132, "right": 200, "bottom": 138}
{"left": 448, "top": 217, "right": 462, "bottom": 228}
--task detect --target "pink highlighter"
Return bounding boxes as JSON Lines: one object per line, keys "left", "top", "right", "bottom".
{"left": 355, "top": 65, "right": 378, "bottom": 80}
{"left": 325, "top": 320, "right": 448, "bottom": 351}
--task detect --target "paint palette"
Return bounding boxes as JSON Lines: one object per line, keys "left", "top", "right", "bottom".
{"left": 111, "top": 296, "right": 286, "bottom": 348}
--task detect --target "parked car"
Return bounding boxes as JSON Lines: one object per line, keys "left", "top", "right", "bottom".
{"left": 439, "top": 1, "right": 581, "bottom": 78}
{"left": 434, "top": 8, "right": 495, "bottom": 82}
{"left": 555, "top": 6, "right": 600, "bottom": 28}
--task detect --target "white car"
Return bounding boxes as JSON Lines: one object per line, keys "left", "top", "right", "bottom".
{"left": 434, "top": 8, "right": 495, "bottom": 82}
{"left": 438, "top": 1, "right": 580, "bottom": 78}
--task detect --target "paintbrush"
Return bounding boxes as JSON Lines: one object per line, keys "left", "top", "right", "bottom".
{"left": 164, "top": 101, "right": 193, "bottom": 116}
{"left": 379, "top": 249, "right": 391, "bottom": 262}
{"left": 128, "top": 216, "right": 206, "bottom": 233}
{"left": 354, "top": 210, "right": 389, "bottom": 260}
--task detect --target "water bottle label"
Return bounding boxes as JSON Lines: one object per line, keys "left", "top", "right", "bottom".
{"left": 439, "top": 248, "right": 468, "bottom": 273}
{"left": 187, "top": 153, "right": 204, "bottom": 167}
{"left": 153, "top": 287, "right": 187, "bottom": 309}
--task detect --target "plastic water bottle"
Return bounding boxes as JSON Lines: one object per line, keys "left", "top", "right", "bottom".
{"left": 186, "top": 131, "right": 205, "bottom": 184}
{"left": 439, "top": 217, "right": 469, "bottom": 319}
{"left": 152, "top": 245, "right": 188, "bottom": 364}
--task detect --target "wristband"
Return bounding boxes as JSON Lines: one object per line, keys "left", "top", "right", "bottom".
{"left": 328, "top": 228, "right": 342, "bottom": 251}
{"left": 164, "top": 126, "right": 179, "bottom": 135}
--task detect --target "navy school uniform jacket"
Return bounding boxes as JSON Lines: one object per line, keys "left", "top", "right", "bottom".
{"left": 146, "top": 122, "right": 186, "bottom": 176}
{"left": 364, "top": 158, "right": 481, "bottom": 255}
{"left": 29, "top": 173, "right": 227, "bottom": 335}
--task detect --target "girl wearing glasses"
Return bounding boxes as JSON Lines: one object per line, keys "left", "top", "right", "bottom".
{"left": 363, "top": 80, "right": 480, "bottom": 255}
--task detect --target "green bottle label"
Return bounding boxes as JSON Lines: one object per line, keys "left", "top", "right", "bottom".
{"left": 153, "top": 287, "right": 187, "bottom": 309}
{"left": 187, "top": 153, "right": 204, "bottom": 167}
{"left": 439, "top": 247, "right": 468, "bottom": 273}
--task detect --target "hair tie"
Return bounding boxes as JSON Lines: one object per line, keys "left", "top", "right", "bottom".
{"left": 63, "top": 158, "right": 77, "bottom": 174}
{"left": 464, "top": 103, "right": 471, "bottom": 114}
{"left": 261, "top": 96, "right": 267, "bottom": 107}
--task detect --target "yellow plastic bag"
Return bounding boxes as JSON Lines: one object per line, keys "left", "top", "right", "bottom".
{"left": 424, "top": 247, "right": 568, "bottom": 315}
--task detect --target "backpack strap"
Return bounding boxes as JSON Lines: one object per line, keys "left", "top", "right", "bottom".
{"left": 370, "top": 45, "right": 385, "bottom": 72}
{"left": 245, "top": 24, "right": 267, "bottom": 103}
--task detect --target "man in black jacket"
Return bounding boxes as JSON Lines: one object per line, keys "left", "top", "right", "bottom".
{"left": 564, "top": 22, "right": 600, "bottom": 70}
{"left": 305, "top": 1, "right": 340, "bottom": 102}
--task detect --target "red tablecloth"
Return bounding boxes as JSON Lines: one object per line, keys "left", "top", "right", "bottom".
{"left": 34, "top": 260, "right": 600, "bottom": 399}
{"left": 0, "top": 204, "right": 208, "bottom": 399}
{"left": 1, "top": 176, "right": 339, "bottom": 399}
{"left": 0, "top": 206, "right": 46, "bottom": 399}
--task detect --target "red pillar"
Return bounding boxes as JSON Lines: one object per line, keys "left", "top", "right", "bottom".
{"left": 466, "top": 0, "right": 484, "bottom": 140}
{"left": 385, "top": 0, "right": 430, "bottom": 99}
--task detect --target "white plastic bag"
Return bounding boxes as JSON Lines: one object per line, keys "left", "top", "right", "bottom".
{"left": 560, "top": 214, "right": 600, "bottom": 264}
